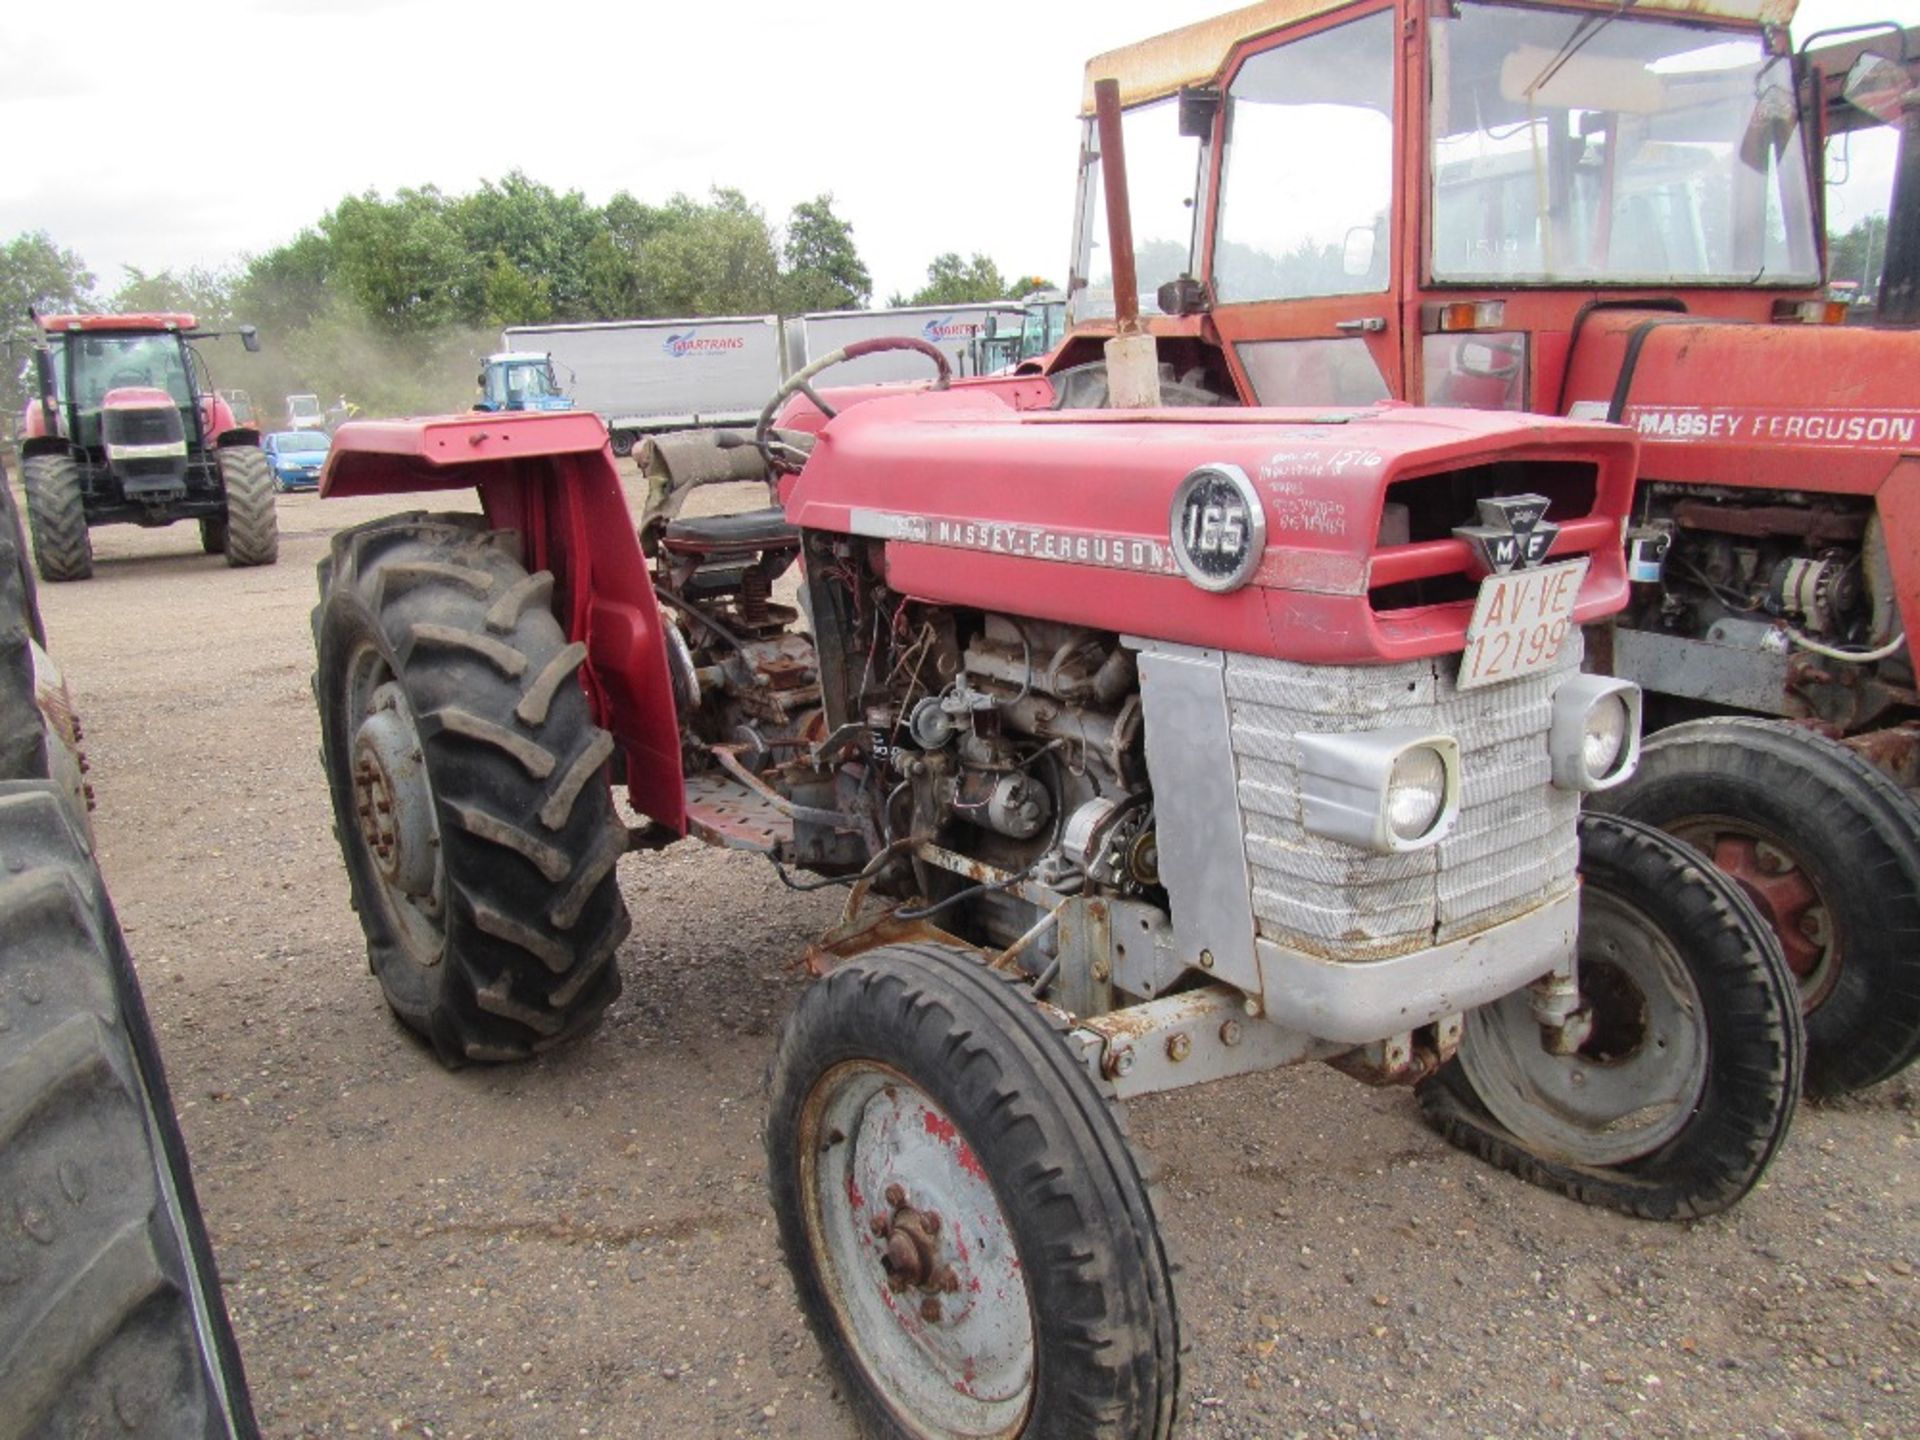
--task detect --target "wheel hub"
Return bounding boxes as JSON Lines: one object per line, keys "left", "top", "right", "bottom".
{"left": 1675, "top": 821, "right": 1837, "bottom": 1008}
{"left": 351, "top": 689, "right": 439, "bottom": 901}
{"left": 804, "top": 1064, "right": 1034, "bottom": 1436}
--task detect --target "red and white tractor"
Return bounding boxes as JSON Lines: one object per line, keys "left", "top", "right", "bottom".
{"left": 18, "top": 311, "right": 277, "bottom": 581}
{"left": 311, "top": 308, "right": 1802, "bottom": 1430}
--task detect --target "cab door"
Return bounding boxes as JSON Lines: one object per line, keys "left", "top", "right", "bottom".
{"left": 1201, "top": 3, "right": 1408, "bottom": 408}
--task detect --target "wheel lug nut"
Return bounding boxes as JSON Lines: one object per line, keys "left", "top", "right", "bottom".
{"left": 921, "top": 1211, "right": 940, "bottom": 1235}
{"left": 870, "top": 1213, "right": 890, "bottom": 1238}
{"left": 884, "top": 1183, "right": 906, "bottom": 1208}
{"left": 920, "top": 1297, "right": 942, "bottom": 1323}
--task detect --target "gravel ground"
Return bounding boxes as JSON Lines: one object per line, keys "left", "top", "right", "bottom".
{"left": 28, "top": 477, "right": 1920, "bottom": 1440}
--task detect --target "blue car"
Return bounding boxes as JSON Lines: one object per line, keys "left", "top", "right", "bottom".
{"left": 263, "top": 430, "right": 331, "bottom": 492}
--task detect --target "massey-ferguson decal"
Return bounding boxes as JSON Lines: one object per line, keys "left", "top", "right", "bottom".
{"left": 1622, "top": 405, "right": 1920, "bottom": 447}
{"left": 848, "top": 507, "right": 1181, "bottom": 576}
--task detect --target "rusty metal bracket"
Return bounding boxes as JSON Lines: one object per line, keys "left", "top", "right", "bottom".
{"left": 1070, "top": 987, "right": 1337, "bottom": 1100}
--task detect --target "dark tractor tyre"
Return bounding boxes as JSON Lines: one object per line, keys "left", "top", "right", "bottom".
{"left": 767, "top": 943, "right": 1180, "bottom": 1440}
{"left": 21, "top": 453, "right": 93, "bottom": 583}
{"left": 0, "top": 781, "right": 258, "bottom": 1439}
{"left": 313, "top": 515, "right": 628, "bottom": 1066}
{"left": 199, "top": 517, "right": 229, "bottom": 556}
{"left": 1418, "top": 813, "right": 1803, "bottom": 1222}
{"left": 1593, "top": 717, "right": 1920, "bottom": 1096}
{"left": 216, "top": 448, "right": 277, "bottom": 569}
{"left": 609, "top": 430, "right": 636, "bottom": 459}
{"left": 2, "top": 457, "right": 50, "bottom": 784}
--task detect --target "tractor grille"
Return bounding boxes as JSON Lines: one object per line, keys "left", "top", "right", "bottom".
{"left": 1224, "top": 635, "right": 1582, "bottom": 960}
{"left": 103, "top": 406, "right": 184, "bottom": 447}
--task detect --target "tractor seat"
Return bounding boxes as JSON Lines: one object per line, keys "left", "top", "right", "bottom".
{"left": 661, "top": 506, "right": 799, "bottom": 555}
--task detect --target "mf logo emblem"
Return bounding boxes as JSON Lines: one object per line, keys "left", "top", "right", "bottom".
{"left": 1453, "top": 494, "right": 1560, "bottom": 575}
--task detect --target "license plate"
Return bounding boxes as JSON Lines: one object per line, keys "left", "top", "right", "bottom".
{"left": 1458, "top": 558, "right": 1590, "bottom": 690}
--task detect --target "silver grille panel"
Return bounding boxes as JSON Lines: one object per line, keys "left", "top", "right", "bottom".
{"left": 1224, "top": 635, "right": 1583, "bottom": 960}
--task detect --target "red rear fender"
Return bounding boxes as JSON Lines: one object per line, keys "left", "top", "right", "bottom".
{"left": 323, "top": 411, "right": 685, "bottom": 831}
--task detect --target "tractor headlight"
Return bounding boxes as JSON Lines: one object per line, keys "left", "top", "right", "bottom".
{"left": 1297, "top": 729, "right": 1461, "bottom": 854}
{"left": 1549, "top": 675, "right": 1642, "bottom": 791}
{"left": 1387, "top": 745, "right": 1451, "bottom": 842}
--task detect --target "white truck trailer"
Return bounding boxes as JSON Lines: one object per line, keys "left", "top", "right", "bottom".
{"left": 501, "top": 315, "right": 785, "bottom": 456}
{"left": 784, "top": 302, "right": 1026, "bottom": 386}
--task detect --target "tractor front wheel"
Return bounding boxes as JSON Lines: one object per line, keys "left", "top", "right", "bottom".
{"left": 21, "top": 454, "right": 92, "bottom": 583}
{"left": 199, "top": 517, "right": 228, "bottom": 555}
{"left": 217, "top": 447, "right": 277, "bottom": 568}
{"left": 1595, "top": 717, "right": 1920, "bottom": 1095}
{"left": 312, "top": 516, "right": 628, "bottom": 1065}
{"left": 1419, "top": 813, "right": 1802, "bottom": 1221}
{"left": 767, "top": 943, "right": 1180, "bottom": 1439}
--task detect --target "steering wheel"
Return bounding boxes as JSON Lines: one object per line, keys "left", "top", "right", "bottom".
{"left": 753, "top": 335, "right": 952, "bottom": 473}
{"left": 108, "top": 368, "right": 149, "bottom": 389}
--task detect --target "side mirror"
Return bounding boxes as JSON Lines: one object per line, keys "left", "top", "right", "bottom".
{"left": 1156, "top": 275, "right": 1209, "bottom": 316}
{"left": 239, "top": 324, "right": 260, "bottom": 353}
{"left": 1342, "top": 225, "right": 1378, "bottom": 279}
{"left": 1177, "top": 87, "right": 1220, "bottom": 140}
{"left": 1844, "top": 52, "right": 1911, "bottom": 126}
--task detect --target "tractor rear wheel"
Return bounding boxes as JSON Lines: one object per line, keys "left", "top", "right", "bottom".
{"left": 313, "top": 515, "right": 628, "bottom": 1065}
{"left": 767, "top": 943, "right": 1180, "bottom": 1439}
{"left": 21, "top": 453, "right": 93, "bottom": 583}
{"left": 1419, "top": 814, "right": 1802, "bottom": 1221}
{"left": 1595, "top": 717, "right": 1920, "bottom": 1095}
{"left": 217, "top": 447, "right": 277, "bottom": 568}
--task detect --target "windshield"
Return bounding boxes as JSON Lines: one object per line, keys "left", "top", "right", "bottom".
{"left": 277, "top": 431, "right": 330, "bottom": 454}
{"left": 65, "top": 333, "right": 191, "bottom": 410}
{"left": 506, "top": 362, "right": 560, "bottom": 399}
{"left": 289, "top": 395, "right": 321, "bottom": 417}
{"left": 1214, "top": 9, "right": 1397, "bottom": 302}
{"left": 1429, "top": 3, "right": 1819, "bottom": 285}
{"left": 1071, "top": 99, "right": 1205, "bottom": 322}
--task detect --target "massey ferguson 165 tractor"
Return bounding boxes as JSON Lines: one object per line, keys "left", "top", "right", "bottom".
{"left": 17, "top": 311, "right": 278, "bottom": 581}
{"left": 312, "top": 225, "right": 1804, "bottom": 1436}
{"left": 1045, "top": 0, "right": 1920, "bottom": 1097}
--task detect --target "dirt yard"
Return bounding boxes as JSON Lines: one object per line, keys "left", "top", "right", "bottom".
{"left": 31, "top": 477, "right": 1920, "bottom": 1440}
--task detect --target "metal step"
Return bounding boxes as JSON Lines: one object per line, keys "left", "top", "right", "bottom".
{"left": 683, "top": 772, "right": 793, "bottom": 853}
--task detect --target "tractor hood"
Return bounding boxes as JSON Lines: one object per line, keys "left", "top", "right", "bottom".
{"left": 1562, "top": 312, "right": 1920, "bottom": 497}
{"left": 784, "top": 388, "right": 1636, "bottom": 665}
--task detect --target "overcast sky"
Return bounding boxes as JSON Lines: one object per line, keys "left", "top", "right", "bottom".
{"left": 0, "top": 0, "right": 1902, "bottom": 303}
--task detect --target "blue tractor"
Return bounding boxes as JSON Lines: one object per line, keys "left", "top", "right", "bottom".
{"left": 475, "top": 352, "right": 573, "bottom": 413}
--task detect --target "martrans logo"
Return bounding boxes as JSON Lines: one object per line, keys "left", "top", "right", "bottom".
{"left": 920, "top": 316, "right": 980, "bottom": 342}
{"left": 663, "top": 331, "right": 747, "bottom": 359}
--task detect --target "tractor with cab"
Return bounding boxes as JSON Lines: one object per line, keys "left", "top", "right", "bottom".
{"left": 17, "top": 311, "right": 278, "bottom": 581}
{"left": 1037, "top": 0, "right": 1920, "bottom": 1098}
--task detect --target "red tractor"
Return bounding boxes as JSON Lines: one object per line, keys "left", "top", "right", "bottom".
{"left": 313, "top": 309, "right": 1804, "bottom": 1431}
{"left": 1039, "top": 0, "right": 1920, "bottom": 1097}
{"left": 17, "top": 312, "right": 278, "bottom": 581}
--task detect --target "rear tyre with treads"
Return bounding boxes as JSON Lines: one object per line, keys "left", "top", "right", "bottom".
{"left": 312, "top": 515, "right": 628, "bottom": 1065}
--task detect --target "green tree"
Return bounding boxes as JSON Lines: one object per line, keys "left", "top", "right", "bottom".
{"left": 1, "top": 232, "right": 95, "bottom": 425}
{"left": 1829, "top": 214, "right": 1890, "bottom": 294}
{"left": 323, "top": 187, "right": 478, "bottom": 333}
{"left": 633, "top": 189, "right": 781, "bottom": 318}
{"left": 780, "top": 194, "right": 871, "bottom": 312}
{"left": 112, "top": 265, "right": 236, "bottom": 325}
{"left": 232, "top": 229, "right": 336, "bottom": 337}
{"left": 899, "top": 251, "right": 1009, "bottom": 306}
{"left": 482, "top": 251, "right": 554, "bottom": 327}
{"left": 454, "top": 171, "right": 600, "bottom": 321}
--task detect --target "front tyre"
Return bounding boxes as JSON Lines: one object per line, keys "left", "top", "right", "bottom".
{"left": 217, "top": 447, "right": 278, "bottom": 568}
{"left": 767, "top": 944, "right": 1179, "bottom": 1440}
{"left": 1594, "top": 717, "right": 1920, "bottom": 1095}
{"left": 313, "top": 516, "right": 628, "bottom": 1065}
{"left": 21, "top": 453, "right": 92, "bottom": 583}
{"left": 1419, "top": 813, "right": 1802, "bottom": 1221}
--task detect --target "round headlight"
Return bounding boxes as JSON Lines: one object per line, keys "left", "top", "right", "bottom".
{"left": 1169, "top": 463, "right": 1266, "bottom": 593}
{"left": 1387, "top": 745, "right": 1450, "bottom": 842}
{"left": 1583, "top": 695, "right": 1631, "bottom": 780}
